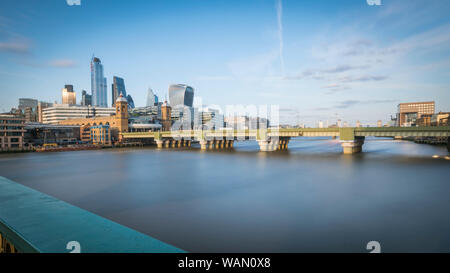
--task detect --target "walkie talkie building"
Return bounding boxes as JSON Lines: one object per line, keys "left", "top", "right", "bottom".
{"left": 168, "top": 84, "right": 194, "bottom": 107}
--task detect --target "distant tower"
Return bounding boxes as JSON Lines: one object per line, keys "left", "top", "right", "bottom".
{"left": 146, "top": 88, "right": 156, "bottom": 107}
{"left": 91, "top": 56, "right": 108, "bottom": 107}
{"left": 115, "top": 93, "right": 128, "bottom": 135}
{"left": 377, "top": 120, "right": 382, "bottom": 127}
{"left": 111, "top": 76, "right": 127, "bottom": 107}
{"left": 62, "top": 85, "right": 76, "bottom": 105}
{"left": 356, "top": 120, "right": 361, "bottom": 128}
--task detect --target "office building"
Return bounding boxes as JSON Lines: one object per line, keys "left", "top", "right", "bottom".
{"left": 127, "top": 95, "right": 135, "bottom": 109}
{"left": 397, "top": 101, "right": 435, "bottom": 127}
{"left": 90, "top": 124, "right": 111, "bottom": 145}
{"left": 111, "top": 76, "right": 126, "bottom": 106}
{"left": 146, "top": 88, "right": 158, "bottom": 107}
{"left": 18, "top": 98, "right": 39, "bottom": 122}
{"left": 37, "top": 101, "right": 54, "bottom": 123}
{"left": 431, "top": 112, "right": 450, "bottom": 126}
{"left": 41, "top": 105, "right": 115, "bottom": 124}
{"left": 0, "top": 113, "right": 26, "bottom": 151}
{"left": 62, "top": 85, "right": 76, "bottom": 105}
{"left": 24, "top": 123, "right": 81, "bottom": 146}
{"left": 81, "top": 90, "right": 92, "bottom": 106}
{"left": 168, "top": 84, "right": 194, "bottom": 107}
{"left": 91, "top": 56, "right": 108, "bottom": 107}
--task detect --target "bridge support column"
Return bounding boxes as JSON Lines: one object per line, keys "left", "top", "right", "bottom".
{"left": 200, "top": 140, "right": 208, "bottom": 150}
{"left": 341, "top": 137, "right": 365, "bottom": 154}
{"left": 164, "top": 140, "right": 170, "bottom": 148}
{"left": 258, "top": 139, "right": 279, "bottom": 152}
{"left": 177, "top": 140, "right": 182, "bottom": 148}
{"left": 187, "top": 140, "right": 191, "bottom": 147}
{"left": 156, "top": 140, "right": 164, "bottom": 149}
{"left": 447, "top": 137, "right": 450, "bottom": 153}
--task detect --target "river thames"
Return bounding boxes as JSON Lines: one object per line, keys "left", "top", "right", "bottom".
{"left": 1, "top": 137, "right": 449, "bottom": 253}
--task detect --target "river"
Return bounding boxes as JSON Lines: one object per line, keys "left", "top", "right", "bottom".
{"left": 0, "top": 137, "right": 449, "bottom": 252}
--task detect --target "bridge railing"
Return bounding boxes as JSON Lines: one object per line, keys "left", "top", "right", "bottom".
{"left": 0, "top": 176, "right": 185, "bottom": 253}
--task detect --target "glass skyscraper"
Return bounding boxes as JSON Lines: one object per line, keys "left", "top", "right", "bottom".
{"left": 111, "top": 76, "right": 127, "bottom": 106}
{"left": 146, "top": 88, "right": 159, "bottom": 107}
{"left": 168, "top": 84, "right": 194, "bottom": 107}
{"left": 91, "top": 56, "right": 107, "bottom": 107}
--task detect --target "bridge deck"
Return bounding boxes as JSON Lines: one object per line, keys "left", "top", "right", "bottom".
{"left": 0, "top": 176, "right": 185, "bottom": 253}
{"left": 122, "top": 127, "right": 450, "bottom": 140}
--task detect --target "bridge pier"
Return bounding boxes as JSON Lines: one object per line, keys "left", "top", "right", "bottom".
{"left": 447, "top": 137, "right": 450, "bottom": 153}
{"left": 258, "top": 139, "right": 279, "bottom": 152}
{"left": 200, "top": 140, "right": 208, "bottom": 150}
{"left": 340, "top": 137, "right": 365, "bottom": 154}
{"left": 164, "top": 140, "right": 170, "bottom": 148}
{"left": 156, "top": 140, "right": 164, "bottom": 149}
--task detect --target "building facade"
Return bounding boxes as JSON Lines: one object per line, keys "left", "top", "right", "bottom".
{"left": 81, "top": 90, "right": 92, "bottom": 106}
{"left": 24, "top": 123, "right": 81, "bottom": 146}
{"left": 168, "top": 84, "right": 194, "bottom": 107}
{"left": 91, "top": 56, "right": 108, "bottom": 107}
{"left": 41, "top": 105, "right": 115, "bottom": 124}
{"left": 58, "top": 94, "right": 128, "bottom": 142}
{"left": 397, "top": 101, "right": 435, "bottom": 127}
{"left": 62, "top": 85, "right": 76, "bottom": 105}
{"left": 90, "top": 125, "right": 111, "bottom": 145}
{"left": 0, "top": 114, "right": 25, "bottom": 151}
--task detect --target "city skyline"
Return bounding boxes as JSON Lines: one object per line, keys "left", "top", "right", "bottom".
{"left": 1, "top": 0, "right": 450, "bottom": 126}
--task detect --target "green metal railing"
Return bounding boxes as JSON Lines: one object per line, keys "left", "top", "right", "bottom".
{"left": 0, "top": 176, "right": 185, "bottom": 253}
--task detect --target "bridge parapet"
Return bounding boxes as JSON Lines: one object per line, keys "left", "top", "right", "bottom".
{"left": 0, "top": 177, "right": 185, "bottom": 253}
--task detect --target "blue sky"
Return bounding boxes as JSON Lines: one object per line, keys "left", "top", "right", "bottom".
{"left": 1, "top": 0, "right": 449, "bottom": 126}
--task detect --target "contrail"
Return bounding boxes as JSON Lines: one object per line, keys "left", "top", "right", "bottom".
{"left": 276, "top": 0, "right": 285, "bottom": 75}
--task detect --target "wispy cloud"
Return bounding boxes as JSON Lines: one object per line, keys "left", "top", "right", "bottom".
{"left": 312, "top": 99, "right": 397, "bottom": 111}
{"left": 0, "top": 39, "right": 31, "bottom": 54}
{"left": 284, "top": 64, "right": 370, "bottom": 80}
{"left": 49, "top": 59, "right": 77, "bottom": 68}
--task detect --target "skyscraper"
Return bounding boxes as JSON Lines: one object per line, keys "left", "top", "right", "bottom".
{"left": 126, "top": 95, "right": 135, "bottom": 109}
{"left": 146, "top": 88, "right": 156, "bottom": 107}
{"left": 62, "top": 85, "right": 76, "bottom": 105}
{"left": 81, "top": 90, "right": 92, "bottom": 106}
{"left": 168, "top": 84, "right": 194, "bottom": 107}
{"left": 146, "top": 88, "right": 159, "bottom": 107}
{"left": 91, "top": 56, "right": 107, "bottom": 107}
{"left": 111, "top": 76, "right": 127, "bottom": 106}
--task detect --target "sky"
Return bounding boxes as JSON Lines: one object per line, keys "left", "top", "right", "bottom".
{"left": 0, "top": 0, "right": 449, "bottom": 126}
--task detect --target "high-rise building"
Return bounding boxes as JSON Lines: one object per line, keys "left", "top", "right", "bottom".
{"left": 62, "top": 85, "right": 76, "bottom": 105}
{"left": 18, "top": 98, "right": 39, "bottom": 122}
{"left": 126, "top": 95, "right": 135, "bottom": 109}
{"left": 111, "top": 76, "right": 126, "bottom": 106}
{"left": 397, "top": 101, "right": 435, "bottom": 126}
{"left": 168, "top": 84, "right": 194, "bottom": 107}
{"left": 91, "top": 56, "right": 108, "bottom": 107}
{"left": 81, "top": 90, "right": 92, "bottom": 106}
{"left": 146, "top": 88, "right": 158, "bottom": 107}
